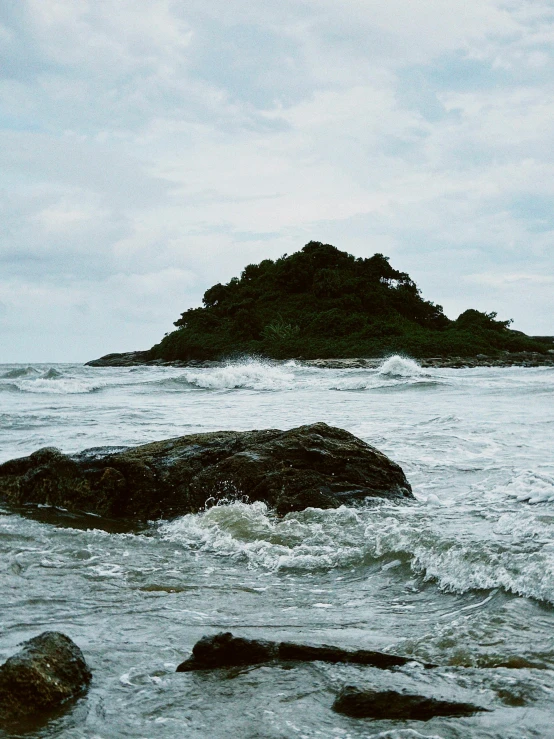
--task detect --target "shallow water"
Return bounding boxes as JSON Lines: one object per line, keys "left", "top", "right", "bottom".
{"left": 1, "top": 357, "right": 553, "bottom": 738}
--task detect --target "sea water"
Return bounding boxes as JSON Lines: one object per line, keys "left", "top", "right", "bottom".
{"left": 0, "top": 357, "right": 553, "bottom": 738}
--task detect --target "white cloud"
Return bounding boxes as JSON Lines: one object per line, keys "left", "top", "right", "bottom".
{"left": 1, "top": 0, "right": 553, "bottom": 360}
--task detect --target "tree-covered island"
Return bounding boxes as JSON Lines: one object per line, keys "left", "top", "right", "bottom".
{"left": 143, "top": 242, "right": 548, "bottom": 361}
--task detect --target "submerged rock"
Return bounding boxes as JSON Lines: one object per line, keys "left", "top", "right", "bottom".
{"left": 0, "top": 423, "right": 413, "bottom": 520}
{"left": 176, "top": 632, "right": 428, "bottom": 672}
{"left": 332, "top": 686, "right": 487, "bottom": 720}
{"left": 0, "top": 632, "right": 91, "bottom": 725}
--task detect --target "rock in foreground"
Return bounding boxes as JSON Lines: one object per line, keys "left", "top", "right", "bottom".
{"left": 332, "top": 686, "right": 487, "bottom": 720}
{"left": 176, "top": 632, "right": 428, "bottom": 672}
{"left": 0, "top": 423, "right": 412, "bottom": 520}
{"left": 0, "top": 632, "right": 91, "bottom": 725}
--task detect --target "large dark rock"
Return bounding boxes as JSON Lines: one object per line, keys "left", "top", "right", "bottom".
{"left": 332, "top": 686, "right": 487, "bottom": 720}
{"left": 176, "top": 632, "right": 428, "bottom": 672}
{"left": 0, "top": 423, "right": 413, "bottom": 520}
{"left": 0, "top": 632, "right": 91, "bottom": 725}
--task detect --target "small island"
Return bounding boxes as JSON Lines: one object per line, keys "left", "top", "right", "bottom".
{"left": 88, "top": 241, "right": 553, "bottom": 366}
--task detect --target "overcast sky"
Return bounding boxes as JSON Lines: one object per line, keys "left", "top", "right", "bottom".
{"left": 1, "top": 0, "right": 553, "bottom": 361}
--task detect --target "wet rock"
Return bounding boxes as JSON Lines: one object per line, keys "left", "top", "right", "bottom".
{"left": 0, "top": 423, "right": 413, "bottom": 520}
{"left": 332, "top": 686, "right": 487, "bottom": 720}
{"left": 277, "top": 642, "right": 420, "bottom": 669}
{"left": 0, "top": 632, "right": 91, "bottom": 724}
{"left": 177, "top": 633, "right": 278, "bottom": 671}
{"left": 85, "top": 350, "right": 153, "bottom": 366}
{"left": 176, "top": 632, "right": 428, "bottom": 672}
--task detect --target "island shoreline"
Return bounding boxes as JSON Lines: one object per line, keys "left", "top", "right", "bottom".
{"left": 85, "top": 350, "right": 554, "bottom": 369}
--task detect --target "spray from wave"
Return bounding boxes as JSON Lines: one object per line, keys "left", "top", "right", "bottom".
{"left": 378, "top": 355, "right": 426, "bottom": 378}
{"left": 178, "top": 358, "right": 296, "bottom": 391}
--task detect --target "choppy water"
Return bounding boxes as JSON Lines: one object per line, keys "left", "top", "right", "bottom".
{"left": 1, "top": 357, "right": 553, "bottom": 739}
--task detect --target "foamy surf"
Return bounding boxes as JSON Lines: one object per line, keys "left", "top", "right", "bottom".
{"left": 503, "top": 470, "right": 554, "bottom": 504}
{"left": 158, "top": 499, "right": 554, "bottom": 603}
{"left": 178, "top": 359, "right": 296, "bottom": 391}
{"left": 2, "top": 359, "right": 554, "bottom": 738}
{"left": 14, "top": 377, "right": 107, "bottom": 394}
{"left": 163, "top": 355, "right": 441, "bottom": 393}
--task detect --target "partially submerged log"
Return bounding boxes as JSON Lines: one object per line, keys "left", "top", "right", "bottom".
{"left": 0, "top": 423, "right": 413, "bottom": 520}
{"left": 176, "top": 632, "right": 432, "bottom": 672}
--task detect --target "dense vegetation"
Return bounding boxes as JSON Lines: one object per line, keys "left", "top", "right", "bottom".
{"left": 149, "top": 242, "right": 547, "bottom": 360}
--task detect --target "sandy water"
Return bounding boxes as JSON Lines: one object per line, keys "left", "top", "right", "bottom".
{"left": 1, "top": 357, "right": 553, "bottom": 738}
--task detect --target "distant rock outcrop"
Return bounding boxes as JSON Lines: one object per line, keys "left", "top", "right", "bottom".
{"left": 0, "top": 423, "right": 412, "bottom": 520}
{"left": 0, "top": 632, "right": 91, "bottom": 726}
{"left": 85, "top": 350, "right": 153, "bottom": 367}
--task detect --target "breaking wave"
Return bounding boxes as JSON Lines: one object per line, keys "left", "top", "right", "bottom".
{"left": 158, "top": 499, "right": 554, "bottom": 603}
{"left": 176, "top": 359, "right": 296, "bottom": 391}
{"left": 378, "top": 355, "right": 426, "bottom": 378}
{"left": 4, "top": 367, "right": 109, "bottom": 394}
{"left": 160, "top": 356, "right": 436, "bottom": 393}
{"left": 13, "top": 378, "right": 107, "bottom": 394}
{"left": 502, "top": 470, "right": 554, "bottom": 504}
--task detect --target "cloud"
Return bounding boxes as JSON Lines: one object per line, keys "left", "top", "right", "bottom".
{"left": 467, "top": 272, "right": 554, "bottom": 287}
{"left": 1, "top": 0, "right": 553, "bottom": 360}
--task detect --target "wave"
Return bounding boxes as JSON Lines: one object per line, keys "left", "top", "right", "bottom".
{"left": 13, "top": 378, "right": 107, "bottom": 394}
{"left": 0, "top": 382, "right": 20, "bottom": 393}
{"left": 502, "top": 470, "right": 554, "bottom": 504}
{"left": 378, "top": 355, "right": 426, "bottom": 378}
{"left": 157, "top": 500, "right": 554, "bottom": 603}
{"left": 329, "top": 377, "right": 445, "bottom": 391}
{"left": 42, "top": 367, "right": 64, "bottom": 379}
{"left": 1, "top": 366, "right": 40, "bottom": 379}
{"left": 176, "top": 359, "right": 296, "bottom": 391}
{"left": 155, "top": 356, "right": 440, "bottom": 393}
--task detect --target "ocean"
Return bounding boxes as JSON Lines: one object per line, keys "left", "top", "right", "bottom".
{"left": 1, "top": 356, "right": 553, "bottom": 739}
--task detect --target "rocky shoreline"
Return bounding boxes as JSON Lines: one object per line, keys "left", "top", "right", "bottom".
{"left": 85, "top": 349, "right": 554, "bottom": 369}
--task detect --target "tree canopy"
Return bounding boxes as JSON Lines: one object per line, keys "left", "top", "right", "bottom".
{"left": 149, "top": 241, "right": 546, "bottom": 360}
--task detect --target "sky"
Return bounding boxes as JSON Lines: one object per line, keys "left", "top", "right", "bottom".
{"left": 1, "top": 0, "right": 554, "bottom": 362}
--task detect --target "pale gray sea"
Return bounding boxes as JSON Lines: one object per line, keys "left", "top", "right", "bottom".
{"left": 1, "top": 356, "right": 553, "bottom": 739}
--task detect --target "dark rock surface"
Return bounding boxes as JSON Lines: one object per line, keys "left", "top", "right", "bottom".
{"left": 176, "top": 632, "right": 428, "bottom": 672}
{"left": 85, "top": 350, "right": 154, "bottom": 366}
{"left": 84, "top": 352, "right": 554, "bottom": 368}
{"left": 332, "top": 686, "right": 487, "bottom": 720}
{"left": 0, "top": 632, "right": 91, "bottom": 725}
{"left": 0, "top": 423, "right": 413, "bottom": 520}
{"left": 177, "top": 633, "right": 278, "bottom": 671}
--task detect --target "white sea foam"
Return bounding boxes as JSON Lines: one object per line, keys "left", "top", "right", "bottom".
{"left": 180, "top": 359, "right": 296, "bottom": 391}
{"left": 502, "top": 470, "right": 554, "bottom": 504}
{"left": 378, "top": 355, "right": 425, "bottom": 378}
{"left": 14, "top": 377, "right": 107, "bottom": 394}
{"left": 158, "top": 499, "right": 554, "bottom": 603}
